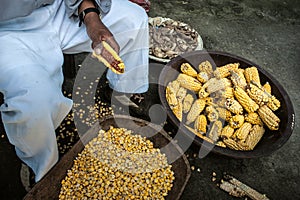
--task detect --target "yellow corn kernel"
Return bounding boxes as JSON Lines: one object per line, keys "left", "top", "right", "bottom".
{"left": 233, "top": 122, "right": 252, "bottom": 141}
{"left": 194, "top": 114, "right": 207, "bottom": 133}
{"left": 220, "top": 125, "right": 235, "bottom": 139}
{"left": 225, "top": 98, "right": 243, "bottom": 115}
{"left": 186, "top": 98, "right": 206, "bottom": 124}
{"left": 180, "top": 63, "right": 198, "bottom": 77}
{"left": 244, "top": 66, "right": 261, "bottom": 85}
{"left": 214, "top": 63, "right": 239, "bottom": 79}
{"left": 176, "top": 73, "right": 202, "bottom": 92}
{"left": 234, "top": 86, "right": 259, "bottom": 113}
{"left": 267, "top": 95, "right": 281, "bottom": 111}
{"left": 205, "top": 105, "right": 219, "bottom": 122}
{"left": 182, "top": 94, "right": 194, "bottom": 113}
{"left": 245, "top": 112, "right": 263, "bottom": 126}
{"left": 257, "top": 105, "right": 280, "bottom": 130}
{"left": 198, "top": 60, "right": 214, "bottom": 77}
{"left": 229, "top": 114, "right": 245, "bottom": 129}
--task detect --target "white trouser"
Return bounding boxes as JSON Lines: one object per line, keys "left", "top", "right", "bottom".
{"left": 0, "top": 0, "right": 149, "bottom": 181}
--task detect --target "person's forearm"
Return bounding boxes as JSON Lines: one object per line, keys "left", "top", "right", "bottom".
{"left": 78, "top": 0, "right": 102, "bottom": 27}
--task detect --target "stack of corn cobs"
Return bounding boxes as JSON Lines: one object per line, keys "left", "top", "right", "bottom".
{"left": 166, "top": 61, "right": 281, "bottom": 151}
{"left": 59, "top": 127, "right": 175, "bottom": 200}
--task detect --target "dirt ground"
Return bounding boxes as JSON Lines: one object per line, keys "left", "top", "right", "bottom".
{"left": 1, "top": 0, "right": 300, "bottom": 199}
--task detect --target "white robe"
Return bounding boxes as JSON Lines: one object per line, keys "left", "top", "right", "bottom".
{"left": 0, "top": 0, "right": 149, "bottom": 181}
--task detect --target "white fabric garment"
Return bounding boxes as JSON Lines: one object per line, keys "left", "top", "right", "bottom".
{"left": 0, "top": 0, "right": 149, "bottom": 181}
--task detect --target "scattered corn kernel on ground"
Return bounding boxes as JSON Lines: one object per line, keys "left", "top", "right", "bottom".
{"left": 0, "top": 0, "right": 300, "bottom": 199}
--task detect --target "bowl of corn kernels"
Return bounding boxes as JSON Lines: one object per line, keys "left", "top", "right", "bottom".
{"left": 24, "top": 115, "right": 191, "bottom": 200}
{"left": 158, "top": 50, "right": 295, "bottom": 158}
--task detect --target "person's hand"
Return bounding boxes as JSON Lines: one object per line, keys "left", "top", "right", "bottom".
{"left": 129, "top": 0, "right": 151, "bottom": 12}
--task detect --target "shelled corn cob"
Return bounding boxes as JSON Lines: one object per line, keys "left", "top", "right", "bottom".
{"left": 166, "top": 61, "right": 281, "bottom": 151}
{"left": 59, "top": 127, "right": 175, "bottom": 199}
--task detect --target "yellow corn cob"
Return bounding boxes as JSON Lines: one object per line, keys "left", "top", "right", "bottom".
{"left": 206, "top": 105, "right": 219, "bottom": 122}
{"left": 229, "top": 114, "right": 245, "bottom": 129}
{"left": 198, "top": 60, "right": 214, "bottom": 77}
{"left": 233, "top": 122, "right": 252, "bottom": 142}
{"left": 176, "top": 73, "right": 202, "bottom": 92}
{"left": 216, "top": 141, "right": 227, "bottom": 148}
{"left": 219, "top": 87, "right": 234, "bottom": 99}
{"left": 263, "top": 82, "right": 272, "bottom": 94}
{"left": 208, "top": 120, "right": 223, "bottom": 142}
{"left": 180, "top": 63, "right": 198, "bottom": 77}
{"left": 225, "top": 98, "right": 243, "bottom": 115}
{"left": 230, "top": 69, "right": 247, "bottom": 90}
{"left": 220, "top": 125, "right": 235, "bottom": 139}
{"left": 198, "top": 87, "right": 209, "bottom": 98}
{"left": 257, "top": 105, "right": 280, "bottom": 130}
{"left": 186, "top": 98, "right": 206, "bottom": 125}
{"left": 176, "top": 87, "right": 187, "bottom": 102}
{"left": 167, "top": 80, "right": 180, "bottom": 94}
{"left": 172, "top": 100, "right": 183, "bottom": 121}
{"left": 185, "top": 125, "right": 214, "bottom": 143}
{"left": 246, "top": 82, "right": 269, "bottom": 106}
{"left": 267, "top": 95, "right": 281, "bottom": 111}
{"left": 214, "top": 63, "right": 239, "bottom": 79}
{"left": 194, "top": 114, "right": 207, "bottom": 133}
{"left": 182, "top": 94, "right": 194, "bottom": 113}
{"left": 165, "top": 86, "right": 178, "bottom": 109}
{"left": 245, "top": 112, "right": 263, "bottom": 126}
{"left": 244, "top": 125, "right": 265, "bottom": 150}
{"left": 223, "top": 138, "right": 250, "bottom": 151}
{"left": 203, "top": 97, "right": 215, "bottom": 106}
{"left": 206, "top": 78, "right": 232, "bottom": 94}
{"left": 216, "top": 107, "right": 232, "bottom": 122}
{"left": 197, "top": 72, "right": 209, "bottom": 83}
{"left": 244, "top": 66, "right": 261, "bottom": 85}
{"left": 234, "top": 86, "right": 259, "bottom": 113}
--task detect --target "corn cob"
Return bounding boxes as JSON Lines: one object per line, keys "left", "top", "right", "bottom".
{"left": 246, "top": 82, "right": 269, "bottom": 106}
{"left": 225, "top": 98, "right": 243, "bottom": 115}
{"left": 208, "top": 120, "right": 223, "bottom": 142}
{"left": 198, "top": 60, "right": 214, "bottom": 77}
{"left": 186, "top": 98, "right": 206, "bottom": 124}
{"left": 167, "top": 80, "right": 180, "bottom": 94}
{"left": 197, "top": 72, "right": 209, "bottom": 83}
{"left": 92, "top": 41, "right": 125, "bottom": 74}
{"left": 233, "top": 122, "right": 252, "bottom": 142}
{"left": 166, "top": 86, "right": 178, "bottom": 109}
{"left": 216, "top": 141, "right": 227, "bottom": 148}
{"left": 218, "top": 87, "right": 234, "bottom": 99}
{"left": 267, "top": 95, "right": 281, "bottom": 111}
{"left": 176, "top": 73, "right": 202, "bottom": 92}
{"left": 216, "top": 107, "right": 232, "bottom": 122}
{"left": 230, "top": 69, "right": 247, "bottom": 90}
{"left": 172, "top": 100, "right": 183, "bottom": 121}
{"left": 182, "top": 94, "right": 194, "bottom": 113}
{"left": 206, "top": 78, "right": 232, "bottom": 94}
{"left": 234, "top": 86, "right": 259, "bottom": 113}
{"left": 176, "top": 87, "right": 187, "bottom": 102}
{"left": 244, "top": 125, "right": 265, "bottom": 150}
{"left": 263, "top": 82, "right": 272, "bottom": 94}
{"left": 180, "top": 62, "right": 198, "bottom": 77}
{"left": 257, "top": 105, "right": 280, "bottom": 130}
{"left": 198, "top": 87, "right": 210, "bottom": 98}
{"left": 244, "top": 66, "right": 261, "bottom": 86}
{"left": 214, "top": 63, "right": 239, "bottom": 79}
{"left": 194, "top": 114, "right": 207, "bottom": 133}
{"left": 206, "top": 105, "right": 219, "bottom": 122}
{"left": 220, "top": 125, "right": 235, "bottom": 139}
{"left": 223, "top": 138, "right": 249, "bottom": 151}
{"left": 229, "top": 114, "right": 245, "bottom": 129}
{"left": 245, "top": 112, "right": 263, "bottom": 126}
